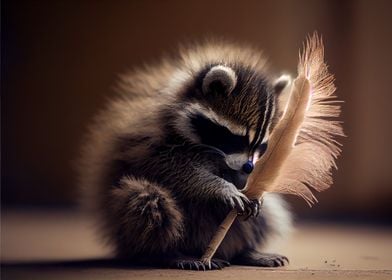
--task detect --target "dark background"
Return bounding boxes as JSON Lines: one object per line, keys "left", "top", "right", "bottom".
{"left": 2, "top": 0, "right": 392, "bottom": 222}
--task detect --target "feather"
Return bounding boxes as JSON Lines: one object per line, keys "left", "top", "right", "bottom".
{"left": 201, "top": 33, "right": 343, "bottom": 266}
{"left": 244, "top": 33, "right": 344, "bottom": 204}
{"left": 270, "top": 33, "right": 344, "bottom": 205}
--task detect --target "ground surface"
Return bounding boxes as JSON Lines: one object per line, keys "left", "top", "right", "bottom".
{"left": 1, "top": 210, "right": 392, "bottom": 279}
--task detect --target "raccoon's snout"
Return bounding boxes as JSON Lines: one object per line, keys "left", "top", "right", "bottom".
{"left": 221, "top": 166, "right": 249, "bottom": 190}
{"left": 225, "top": 153, "right": 249, "bottom": 171}
{"left": 233, "top": 171, "right": 249, "bottom": 190}
{"left": 220, "top": 159, "right": 250, "bottom": 190}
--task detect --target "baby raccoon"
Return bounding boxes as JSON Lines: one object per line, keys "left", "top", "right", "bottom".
{"left": 78, "top": 41, "right": 292, "bottom": 270}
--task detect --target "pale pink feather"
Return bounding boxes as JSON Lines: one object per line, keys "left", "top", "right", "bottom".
{"left": 273, "top": 33, "right": 344, "bottom": 205}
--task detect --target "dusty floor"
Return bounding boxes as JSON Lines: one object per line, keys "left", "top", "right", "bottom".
{"left": 1, "top": 210, "right": 392, "bottom": 279}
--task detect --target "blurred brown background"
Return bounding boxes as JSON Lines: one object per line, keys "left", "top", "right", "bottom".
{"left": 2, "top": 0, "right": 392, "bottom": 222}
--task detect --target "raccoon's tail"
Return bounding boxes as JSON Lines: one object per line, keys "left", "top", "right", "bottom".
{"left": 103, "top": 176, "right": 184, "bottom": 258}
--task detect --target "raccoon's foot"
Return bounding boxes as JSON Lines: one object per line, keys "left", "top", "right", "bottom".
{"left": 169, "top": 257, "right": 230, "bottom": 270}
{"left": 233, "top": 249, "right": 289, "bottom": 267}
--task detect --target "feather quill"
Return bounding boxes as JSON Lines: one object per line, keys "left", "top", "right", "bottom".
{"left": 201, "top": 33, "right": 343, "bottom": 267}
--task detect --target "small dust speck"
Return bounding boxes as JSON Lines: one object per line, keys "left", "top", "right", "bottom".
{"left": 324, "top": 260, "right": 327, "bottom": 263}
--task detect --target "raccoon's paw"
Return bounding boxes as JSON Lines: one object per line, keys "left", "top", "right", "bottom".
{"left": 170, "top": 257, "right": 230, "bottom": 270}
{"left": 234, "top": 250, "right": 289, "bottom": 267}
{"left": 241, "top": 199, "right": 262, "bottom": 220}
{"left": 252, "top": 253, "right": 289, "bottom": 267}
{"left": 222, "top": 186, "right": 257, "bottom": 217}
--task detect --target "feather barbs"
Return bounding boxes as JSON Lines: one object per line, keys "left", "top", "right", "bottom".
{"left": 272, "top": 33, "right": 344, "bottom": 205}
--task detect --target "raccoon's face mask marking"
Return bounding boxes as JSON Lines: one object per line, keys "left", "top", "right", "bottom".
{"left": 188, "top": 110, "right": 270, "bottom": 190}
{"left": 190, "top": 113, "right": 249, "bottom": 155}
{"left": 189, "top": 112, "right": 268, "bottom": 172}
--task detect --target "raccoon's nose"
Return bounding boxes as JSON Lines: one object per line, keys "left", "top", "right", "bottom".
{"left": 242, "top": 161, "right": 254, "bottom": 174}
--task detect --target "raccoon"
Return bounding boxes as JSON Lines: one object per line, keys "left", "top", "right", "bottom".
{"left": 78, "top": 41, "right": 292, "bottom": 270}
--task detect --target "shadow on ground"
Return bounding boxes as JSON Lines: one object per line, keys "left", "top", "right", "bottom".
{"left": 1, "top": 258, "right": 149, "bottom": 270}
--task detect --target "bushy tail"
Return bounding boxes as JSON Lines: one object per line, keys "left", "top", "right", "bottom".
{"left": 103, "top": 176, "right": 184, "bottom": 258}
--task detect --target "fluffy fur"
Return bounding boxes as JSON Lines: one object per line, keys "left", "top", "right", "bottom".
{"left": 78, "top": 40, "right": 292, "bottom": 270}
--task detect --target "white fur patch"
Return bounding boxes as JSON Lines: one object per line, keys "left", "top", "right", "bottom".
{"left": 225, "top": 152, "right": 249, "bottom": 170}
{"left": 259, "top": 193, "right": 293, "bottom": 252}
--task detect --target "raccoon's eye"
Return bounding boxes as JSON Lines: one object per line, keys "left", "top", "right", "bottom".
{"left": 190, "top": 113, "right": 249, "bottom": 154}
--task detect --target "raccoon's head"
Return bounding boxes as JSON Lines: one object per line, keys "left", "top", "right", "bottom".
{"left": 172, "top": 63, "right": 291, "bottom": 177}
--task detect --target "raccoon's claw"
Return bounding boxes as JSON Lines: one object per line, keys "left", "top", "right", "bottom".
{"left": 209, "top": 259, "right": 230, "bottom": 270}
{"left": 226, "top": 192, "right": 251, "bottom": 215}
{"left": 253, "top": 253, "right": 289, "bottom": 267}
{"left": 245, "top": 199, "right": 261, "bottom": 220}
{"left": 232, "top": 250, "right": 289, "bottom": 267}
{"left": 171, "top": 258, "right": 230, "bottom": 270}
{"left": 241, "top": 198, "right": 261, "bottom": 220}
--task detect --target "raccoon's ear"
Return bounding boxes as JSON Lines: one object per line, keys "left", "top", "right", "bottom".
{"left": 273, "top": 74, "right": 292, "bottom": 95}
{"left": 274, "top": 74, "right": 292, "bottom": 115}
{"left": 202, "top": 65, "right": 237, "bottom": 95}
